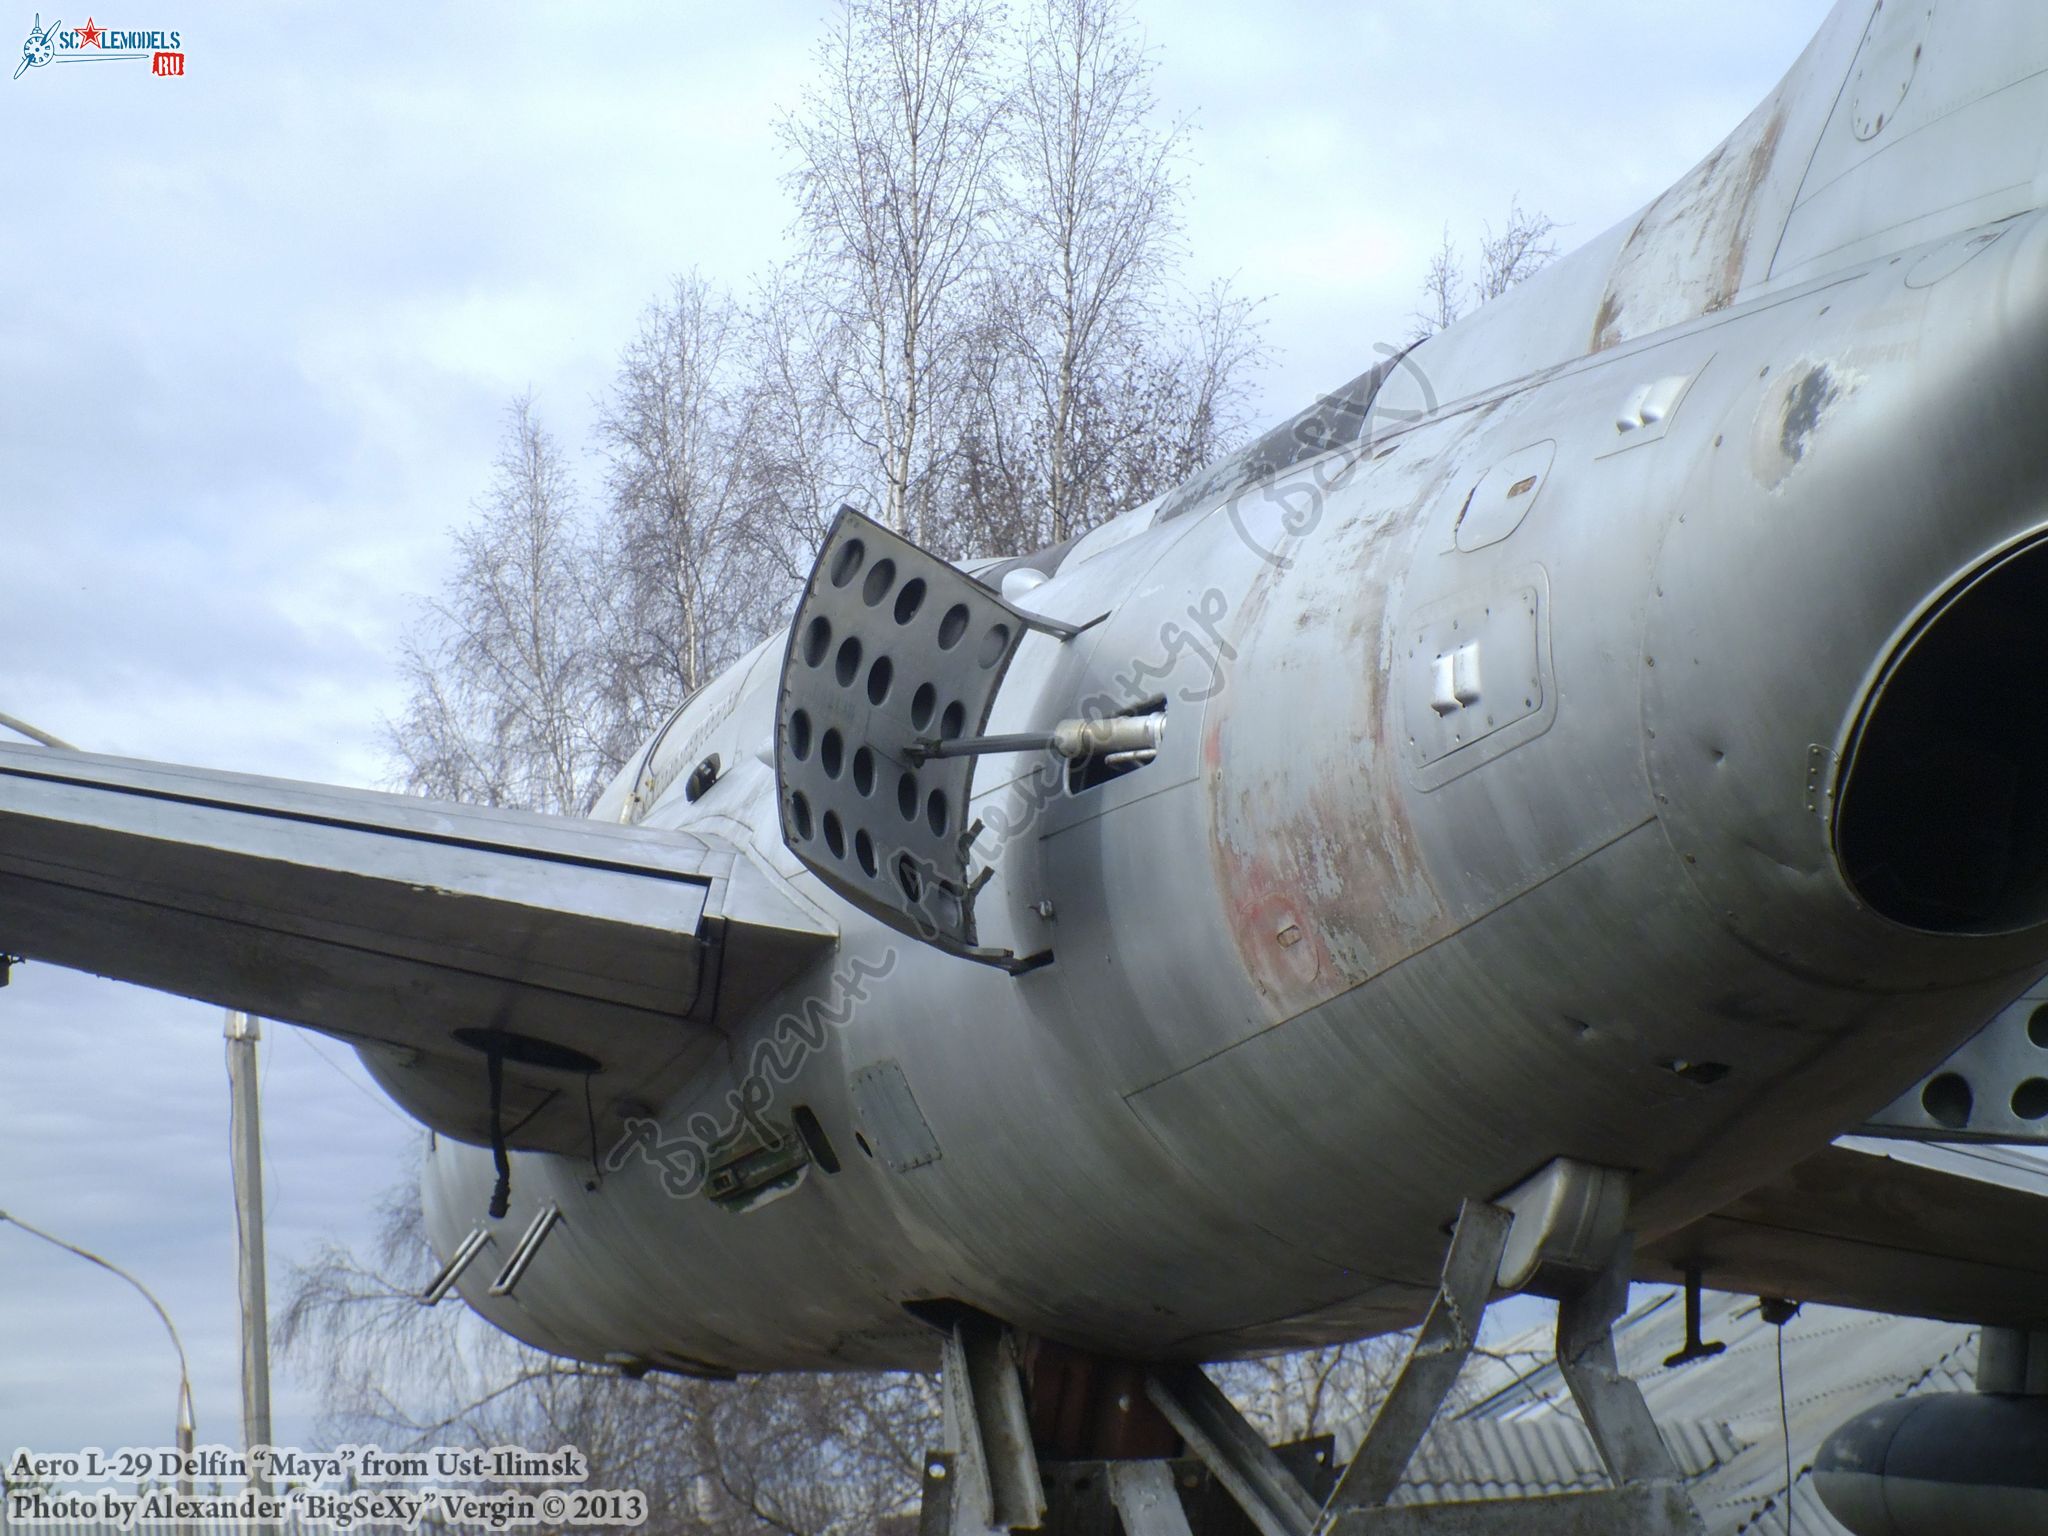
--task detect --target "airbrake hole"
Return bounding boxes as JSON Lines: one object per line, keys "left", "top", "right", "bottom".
{"left": 452, "top": 1028, "right": 601, "bottom": 1075}
{"left": 801, "top": 617, "right": 832, "bottom": 668}
{"left": 1922, "top": 1072, "right": 1974, "bottom": 1130}
{"left": 835, "top": 636, "right": 864, "bottom": 688}
{"left": 894, "top": 579, "right": 927, "bottom": 625}
{"left": 830, "top": 539, "right": 866, "bottom": 587}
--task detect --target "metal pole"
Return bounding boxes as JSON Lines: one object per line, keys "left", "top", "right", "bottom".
{"left": 0, "top": 711, "right": 76, "bottom": 750}
{"left": 0, "top": 1211, "right": 194, "bottom": 1518}
{"left": 224, "top": 1012, "right": 273, "bottom": 1494}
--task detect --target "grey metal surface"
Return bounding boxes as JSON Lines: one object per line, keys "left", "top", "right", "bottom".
{"left": 849, "top": 1059, "right": 945, "bottom": 1173}
{"left": 1814, "top": 1392, "right": 2048, "bottom": 1536}
{"left": 1399, "top": 573, "right": 1552, "bottom": 790}
{"left": 1976, "top": 1326, "right": 2048, "bottom": 1395}
{"left": 1495, "top": 1161, "right": 1631, "bottom": 1296}
{"left": 958, "top": 1319, "right": 1047, "bottom": 1533}
{"left": 1108, "top": 1463, "right": 1199, "bottom": 1536}
{"left": 1859, "top": 981, "right": 2048, "bottom": 1142}
{"left": 1556, "top": 1248, "right": 1689, "bottom": 1499}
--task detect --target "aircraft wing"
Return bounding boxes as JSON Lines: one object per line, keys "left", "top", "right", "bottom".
{"left": 1638, "top": 1138, "right": 2048, "bottom": 1329}
{"left": 0, "top": 741, "right": 836, "bottom": 1155}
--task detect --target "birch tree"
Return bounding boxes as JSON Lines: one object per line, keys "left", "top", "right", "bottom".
{"left": 594, "top": 274, "right": 772, "bottom": 734}
{"left": 1410, "top": 199, "right": 1560, "bottom": 340}
{"left": 997, "top": 0, "right": 1181, "bottom": 543}
{"left": 385, "top": 394, "right": 617, "bottom": 815}
{"left": 779, "top": 0, "right": 1006, "bottom": 541}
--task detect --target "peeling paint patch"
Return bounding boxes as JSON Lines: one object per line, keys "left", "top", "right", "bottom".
{"left": 1751, "top": 358, "right": 1861, "bottom": 491}
{"left": 1780, "top": 365, "right": 1841, "bottom": 463}
{"left": 1590, "top": 102, "right": 1788, "bottom": 352}
{"left": 1204, "top": 454, "right": 1457, "bottom": 1022}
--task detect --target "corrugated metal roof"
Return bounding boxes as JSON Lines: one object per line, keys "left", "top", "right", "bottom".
{"left": 1383, "top": 1416, "right": 1745, "bottom": 1506}
{"left": 1338, "top": 1288, "right": 1981, "bottom": 1536}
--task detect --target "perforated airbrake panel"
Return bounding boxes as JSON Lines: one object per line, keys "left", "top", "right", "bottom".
{"left": 777, "top": 509, "right": 1045, "bottom": 965}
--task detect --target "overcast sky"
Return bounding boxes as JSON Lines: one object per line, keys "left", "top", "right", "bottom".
{"left": 0, "top": 1, "right": 1838, "bottom": 1454}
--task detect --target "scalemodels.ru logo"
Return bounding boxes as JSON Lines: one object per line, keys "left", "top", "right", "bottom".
{"left": 14, "top": 13, "right": 185, "bottom": 79}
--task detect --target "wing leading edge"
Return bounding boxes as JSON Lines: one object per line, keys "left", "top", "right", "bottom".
{"left": 0, "top": 742, "right": 836, "bottom": 1155}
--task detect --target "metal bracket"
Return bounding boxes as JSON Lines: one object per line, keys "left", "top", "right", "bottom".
{"left": 1662, "top": 1267, "right": 1727, "bottom": 1369}
{"left": 486, "top": 1202, "right": 560, "bottom": 1298}
{"left": 1109, "top": 1461, "right": 1199, "bottom": 1536}
{"left": 703, "top": 1124, "right": 811, "bottom": 1211}
{"left": 419, "top": 1225, "right": 491, "bottom": 1306}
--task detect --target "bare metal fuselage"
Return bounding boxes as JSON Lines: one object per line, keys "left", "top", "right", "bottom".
{"left": 419, "top": 1, "right": 2048, "bottom": 1373}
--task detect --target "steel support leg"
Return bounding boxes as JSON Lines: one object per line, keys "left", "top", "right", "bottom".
{"left": 1107, "top": 1462, "right": 1199, "bottom": 1536}
{"left": 1322, "top": 1200, "right": 1512, "bottom": 1516}
{"left": 1146, "top": 1364, "right": 1323, "bottom": 1536}
{"left": 1555, "top": 1238, "right": 1685, "bottom": 1490}
{"left": 1323, "top": 1198, "right": 1707, "bottom": 1536}
{"left": 939, "top": 1316, "right": 1048, "bottom": 1534}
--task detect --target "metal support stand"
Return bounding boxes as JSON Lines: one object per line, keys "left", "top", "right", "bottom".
{"left": 921, "top": 1170, "right": 1708, "bottom": 1536}
{"left": 1146, "top": 1364, "right": 1322, "bottom": 1536}
{"left": 938, "top": 1314, "right": 1048, "bottom": 1534}
{"left": 1323, "top": 1201, "right": 1511, "bottom": 1516}
{"left": 1326, "top": 1220, "right": 1705, "bottom": 1536}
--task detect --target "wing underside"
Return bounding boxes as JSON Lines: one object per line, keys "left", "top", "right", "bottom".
{"left": 1639, "top": 1138, "right": 2048, "bottom": 1329}
{"left": 0, "top": 743, "right": 836, "bottom": 1154}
